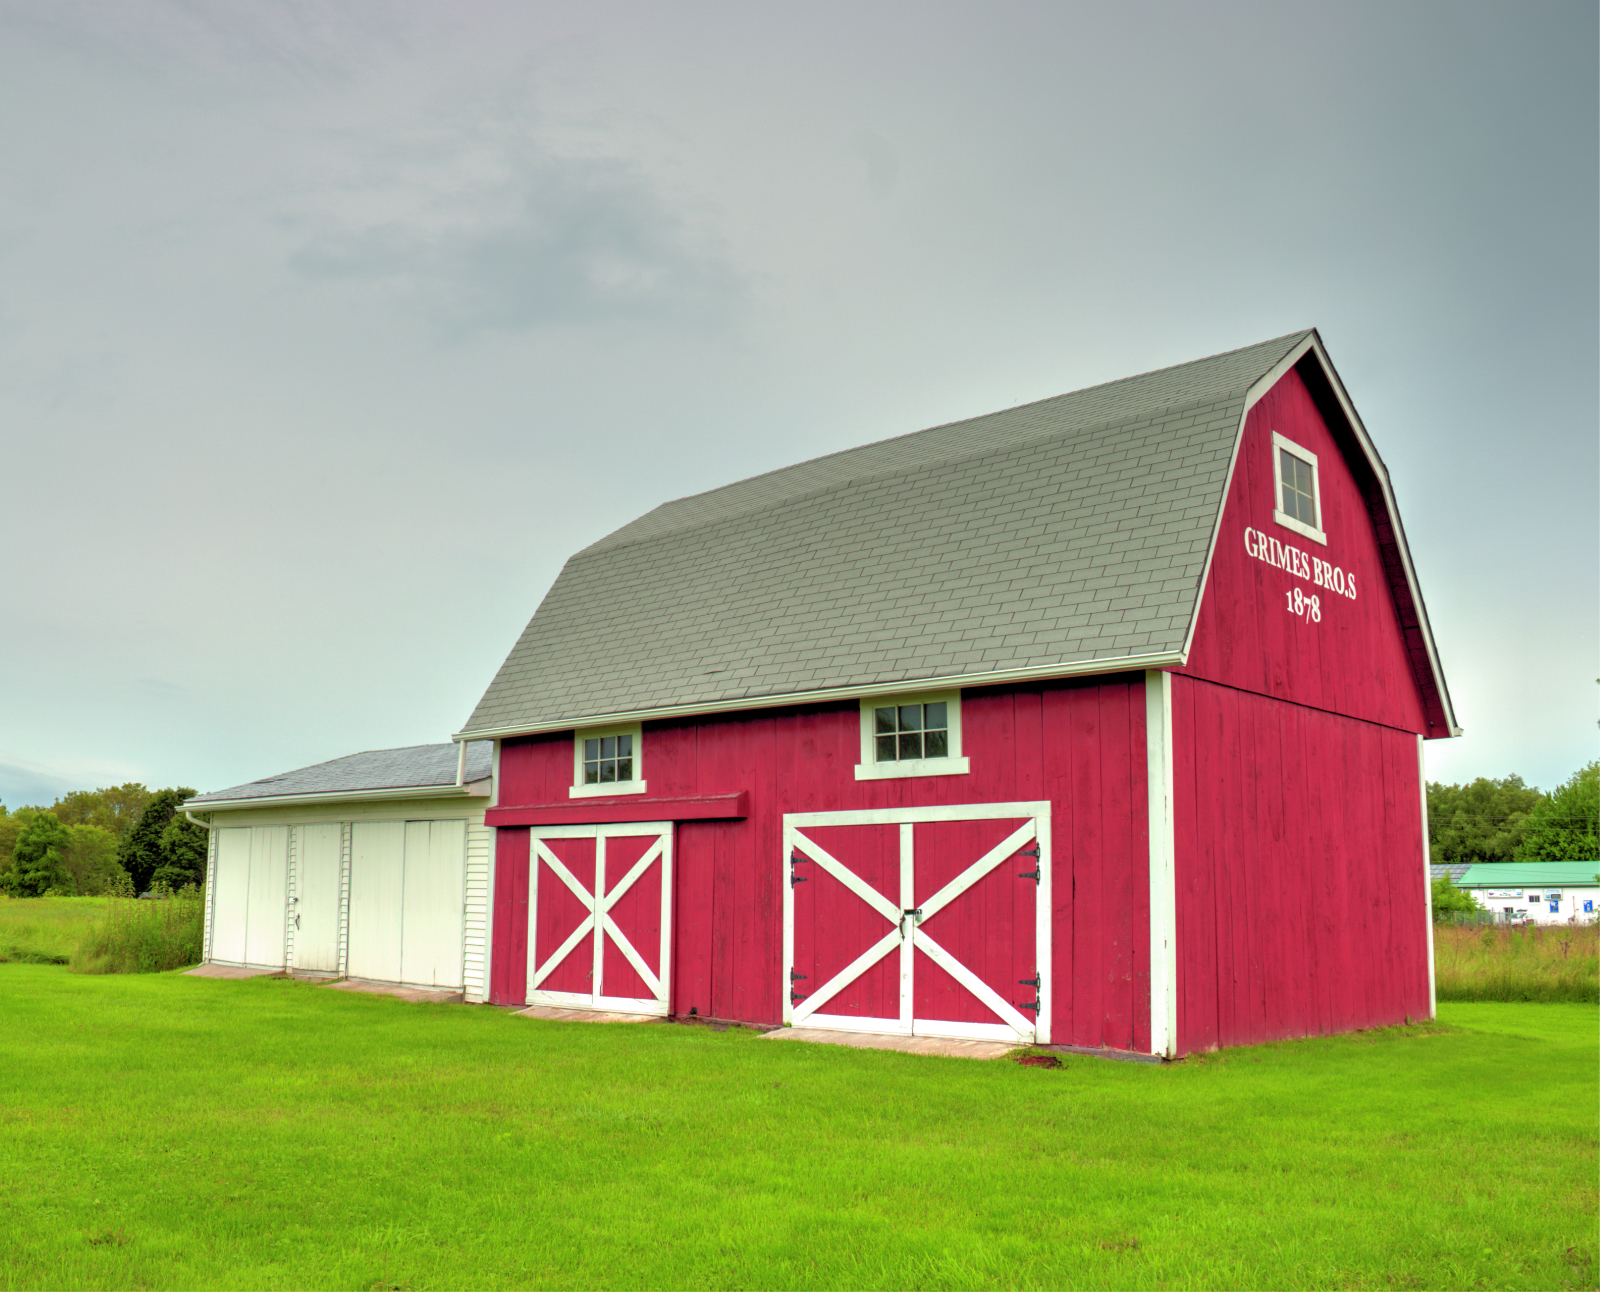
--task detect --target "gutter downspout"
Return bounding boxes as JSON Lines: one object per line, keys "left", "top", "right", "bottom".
{"left": 455, "top": 739, "right": 467, "bottom": 788}
{"left": 184, "top": 809, "right": 215, "bottom": 831}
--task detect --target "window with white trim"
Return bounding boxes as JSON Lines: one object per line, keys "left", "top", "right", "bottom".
{"left": 1271, "top": 431, "right": 1326, "bottom": 546}
{"left": 854, "top": 692, "right": 970, "bottom": 780}
{"left": 569, "top": 723, "right": 647, "bottom": 798}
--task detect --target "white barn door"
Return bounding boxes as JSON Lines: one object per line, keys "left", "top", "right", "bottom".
{"left": 349, "top": 821, "right": 405, "bottom": 983}
{"left": 209, "top": 826, "right": 288, "bottom": 969}
{"left": 348, "top": 820, "right": 466, "bottom": 989}
{"left": 211, "top": 828, "right": 251, "bottom": 964}
{"left": 401, "top": 820, "right": 465, "bottom": 989}
{"left": 293, "top": 823, "right": 343, "bottom": 973}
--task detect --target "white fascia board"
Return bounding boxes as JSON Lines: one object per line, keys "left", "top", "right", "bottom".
{"left": 190, "top": 778, "right": 492, "bottom": 812}
{"left": 1181, "top": 330, "right": 1461, "bottom": 737}
{"left": 451, "top": 650, "right": 1187, "bottom": 743}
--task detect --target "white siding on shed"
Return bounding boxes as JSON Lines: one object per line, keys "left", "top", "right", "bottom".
{"left": 211, "top": 826, "right": 288, "bottom": 968}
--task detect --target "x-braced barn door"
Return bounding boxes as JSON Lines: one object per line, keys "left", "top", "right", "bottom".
{"left": 525, "top": 823, "right": 673, "bottom": 1016}
{"left": 783, "top": 803, "right": 1051, "bottom": 1043}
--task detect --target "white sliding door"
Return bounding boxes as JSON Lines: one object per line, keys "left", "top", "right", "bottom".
{"left": 294, "top": 823, "right": 343, "bottom": 973}
{"left": 211, "top": 828, "right": 251, "bottom": 964}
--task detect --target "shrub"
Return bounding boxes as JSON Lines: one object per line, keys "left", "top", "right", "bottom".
{"left": 71, "top": 882, "right": 204, "bottom": 974}
{"left": 1431, "top": 876, "right": 1483, "bottom": 920}
{"left": 1434, "top": 920, "right": 1599, "bottom": 1003}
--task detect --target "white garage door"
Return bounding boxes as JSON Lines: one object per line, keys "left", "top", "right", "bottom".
{"left": 348, "top": 819, "right": 465, "bottom": 989}
{"left": 210, "top": 826, "right": 288, "bottom": 968}
{"left": 293, "top": 823, "right": 343, "bottom": 973}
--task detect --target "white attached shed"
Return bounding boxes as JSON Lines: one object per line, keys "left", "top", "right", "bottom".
{"left": 187, "top": 743, "right": 496, "bottom": 1001}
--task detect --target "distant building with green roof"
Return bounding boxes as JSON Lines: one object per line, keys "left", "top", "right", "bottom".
{"left": 1455, "top": 862, "right": 1600, "bottom": 924}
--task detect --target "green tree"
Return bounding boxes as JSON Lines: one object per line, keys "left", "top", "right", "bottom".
{"left": 0, "top": 805, "right": 46, "bottom": 881}
{"left": 150, "top": 814, "right": 208, "bottom": 891}
{"left": 118, "top": 788, "right": 197, "bottom": 894}
{"left": 62, "top": 824, "right": 131, "bottom": 895}
{"left": 1516, "top": 761, "right": 1600, "bottom": 861}
{"left": 1427, "top": 775, "right": 1544, "bottom": 865}
{"left": 50, "top": 784, "right": 154, "bottom": 838}
{"left": 1431, "top": 876, "right": 1483, "bottom": 921}
{"left": 1, "top": 811, "right": 73, "bottom": 896}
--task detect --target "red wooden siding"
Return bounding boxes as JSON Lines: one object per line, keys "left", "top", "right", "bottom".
{"left": 491, "top": 675, "right": 1149, "bottom": 1048}
{"left": 1171, "top": 673, "right": 1429, "bottom": 1056}
{"left": 1180, "top": 366, "right": 1430, "bottom": 736}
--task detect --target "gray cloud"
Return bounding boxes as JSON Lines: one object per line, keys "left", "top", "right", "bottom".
{"left": 290, "top": 153, "right": 741, "bottom": 335}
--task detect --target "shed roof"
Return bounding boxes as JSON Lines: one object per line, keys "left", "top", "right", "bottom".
{"left": 190, "top": 742, "right": 493, "bottom": 807}
{"left": 1456, "top": 862, "right": 1600, "bottom": 888}
{"left": 460, "top": 330, "right": 1456, "bottom": 738}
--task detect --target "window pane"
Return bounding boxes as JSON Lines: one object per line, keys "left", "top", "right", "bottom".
{"left": 599, "top": 762, "right": 616, "bottom": 783}
{"left": 924, "top": 701, "right": 946, "bottom": 731}
{"left": 616, "top": 757, "right": 633, "bottom": 782}
{"left": 876, "top": 734, "right": 898, "bottom": 761}
{"left": 585, "top": 766, "right": 599, "bottom": 785}
{"left": 617, "top": 734, "right": 632, "bottom": 757}
{"left": 875, "top": 707, "right": 897, "bottom": 734}
{"left": 899, "top": 732, "right": 923, "bottom": 760}
{"left": 900, "top": 704, "right": 923, "bottom": 733}
{"left": 924, "top": 729, "right": 948, "bottom": 758}
{"left": 585, "top": 739, "right": 600, "bottom": 760}
{"left": 601, "top": 736, "right": 616, "bottom": 759}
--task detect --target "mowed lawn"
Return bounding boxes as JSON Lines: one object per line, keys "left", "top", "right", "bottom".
{"left": 0, "top": 969, "right": 1594, "bottom": 1291}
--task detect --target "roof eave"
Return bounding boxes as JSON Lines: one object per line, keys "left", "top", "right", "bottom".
{"left": 189, "top": 778, "right": 493, "bottom": 812}
{"left": 452, "top": 649, "right": 1188, "bottom": 742}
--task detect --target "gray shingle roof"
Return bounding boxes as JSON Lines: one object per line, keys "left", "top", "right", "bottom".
{"left": 461, "top": 332, "right": 1314, "bottom": 736}
{"left": 190, "top": 742, "right": 493, "bottom": 805}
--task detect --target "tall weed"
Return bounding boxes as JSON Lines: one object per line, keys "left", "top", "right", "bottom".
{"left": 71, "top": 882, "right": 204, "bottom": 974}
{"left": 1434, "top": 920, "right": 1598, "bottom": 1003}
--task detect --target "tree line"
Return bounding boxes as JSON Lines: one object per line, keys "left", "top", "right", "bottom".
{"left": 1428, "top": 760, "right": 1599, "bottom": 866}
{"left": 0, "top": 784, "right": 207, "bottom": 898}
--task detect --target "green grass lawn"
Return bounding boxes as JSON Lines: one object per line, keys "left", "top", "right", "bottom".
{"left": 0, "top": 896, "right": 109, "bottom": 963}
{"left": 0, "top": 968, "right": 1594, "bottom": 1291}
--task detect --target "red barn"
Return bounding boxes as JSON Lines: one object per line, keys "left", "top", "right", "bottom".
{"left": 457, "top": 330, "right": 1458, "bottom": 1057}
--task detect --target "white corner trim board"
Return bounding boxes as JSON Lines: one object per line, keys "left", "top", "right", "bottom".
{"left": 1418, "top": 734, "right": 1436, "bottom": 1020}
{"left": 1145, "top": 670, "right": 1177, "bottom": 1059}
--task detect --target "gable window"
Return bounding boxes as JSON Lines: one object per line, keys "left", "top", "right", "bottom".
{"left": 569, "top": 723, "right": 647, "bottom": 798}
{"left": 854, "top": 692, "right": 970, "bottom": 781}
{"left": 1271, "top": 431, "right": 1326, "bottom": 546}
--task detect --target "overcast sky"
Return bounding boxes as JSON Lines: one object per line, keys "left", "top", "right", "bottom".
{"left": 1, "top": 0, "right": 1594, "bottom": 807}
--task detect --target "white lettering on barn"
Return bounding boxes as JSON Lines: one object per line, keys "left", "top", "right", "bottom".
{"left": 1244, "top": 527, "right": 1358, "bottom": 627}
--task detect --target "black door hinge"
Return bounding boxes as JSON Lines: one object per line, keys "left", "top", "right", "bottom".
{"left": 790, "top": 970, "right": 807, "bottom": 982}
{"left": 791, "top": 992, "right": 810, "bottom": 1004}
{"left": 1018, "top": 976, "right": 1040, "bottom": 988}
{"left": 790, "top": 852, "right": 811, "bottom": 886}
{"left": 1018, "top": 846, "right": 1040, "bottom": 882}
{"left": 1017, "top": 999, "right": 1040, "bottom": 1013}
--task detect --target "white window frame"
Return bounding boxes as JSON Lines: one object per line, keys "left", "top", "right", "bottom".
{"left": 1271, "top": 431, "right": 1327, "bottom": 546}
{"left": 569, "top": 723, "right": 648, "bottom": 798}
{"left": 854, "top": 691, "right": 970, "bottom": 781}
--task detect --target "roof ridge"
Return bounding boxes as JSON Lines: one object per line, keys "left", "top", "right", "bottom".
{"left": 584, "top": 329, "right": 1311, "bottom": 558}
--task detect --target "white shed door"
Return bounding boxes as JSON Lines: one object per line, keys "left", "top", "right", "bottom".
{"left": 348, "top": 821, "right": 405, "bottom": 983}
{"left": 211, "top": 828, "right": 251, "bottom": 964}
{"left": 294, "top": 823, "right": 343, "bottom": 973}
{"left": 243, "top": 827, "right": 288, "bottom": 968}
{"left": 400, "top": 820, "right": 465, "bottom": 989}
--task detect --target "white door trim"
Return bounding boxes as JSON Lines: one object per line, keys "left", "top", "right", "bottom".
{"left": 1146, "top": 670, "right": 1178, "bottom": 1059}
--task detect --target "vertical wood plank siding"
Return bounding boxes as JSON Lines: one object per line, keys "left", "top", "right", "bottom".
{"left": 1179, "top": 367, "right": 1429, "bottom": 733}
{"left": 1171, "top": 674, "right": 1430, "bottom": 1054}
{"left": 491, "top": 676, "right": 1149, "bottom": 1047}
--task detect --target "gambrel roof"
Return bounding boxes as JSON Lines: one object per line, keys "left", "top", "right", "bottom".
{"left": 460, "top": 330, "right": 1458, "bottom": 739}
